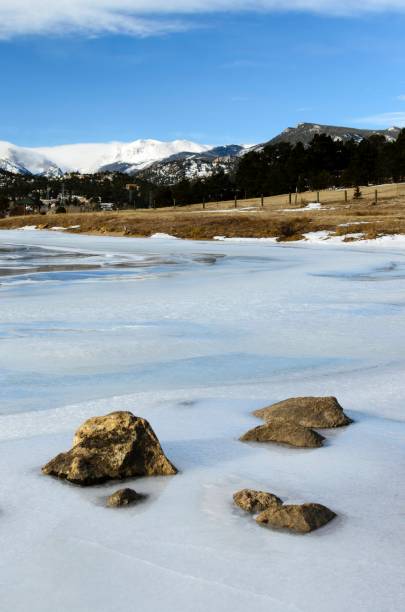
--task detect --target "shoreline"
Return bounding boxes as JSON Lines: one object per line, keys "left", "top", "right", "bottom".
{"left": 2, "top": 219, "right": 405, "bottom": 248}
{"left": 2, "top": 194, "right": 405, "bottom": 243}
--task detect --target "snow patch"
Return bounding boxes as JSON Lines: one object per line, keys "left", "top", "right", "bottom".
{"left": 339, "top": 222, "right": 371, "bottom": 227}
{"left": 150, "top": 233, "right": 179, "bottom": 240}
{"left": 280, "top": 202, "right": 322, "bottom": 212}
{"left": 213, "top": 236, "right": 278, "bottom": 242}
{"left": 303, "top": 230, "right": 331, "bottom": 242}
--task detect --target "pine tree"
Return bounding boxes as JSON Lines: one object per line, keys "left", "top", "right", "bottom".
{"left": 353, "top": 185, "right": 362, "bottom": 199}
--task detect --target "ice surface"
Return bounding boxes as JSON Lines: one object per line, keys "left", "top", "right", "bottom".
{"left": 1, "top": 230, "right": 405, "bottom": 611}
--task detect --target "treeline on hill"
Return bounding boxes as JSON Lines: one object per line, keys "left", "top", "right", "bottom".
{"left": 156, "top": 130, "right": 405, "bottom": 205}
{"left": 2, "top": 130, "right": 405, "bottom": 213}
{"left": 234, "top": 131, "right": 405, "bottom": 197}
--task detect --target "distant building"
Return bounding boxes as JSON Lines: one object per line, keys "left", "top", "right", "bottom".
{"left": 41, "top": 199, "right": 59, "bottom": 210}
{"left": 100, "top": 202, "right": 115, "bottom": 211}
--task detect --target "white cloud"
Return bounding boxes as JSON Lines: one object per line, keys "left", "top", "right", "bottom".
{"left": 397, "top": 95, "right": 405, "bottom": 101}
{"left": 1, "top": 1, "right": 405, "bottom": 38}
{"left": 356, "top": 111, "right": 405, "bottom": 127}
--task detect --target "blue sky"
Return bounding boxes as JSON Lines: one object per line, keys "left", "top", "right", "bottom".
{"left": 1, "top": 2, "right": 405, "bottom": 146}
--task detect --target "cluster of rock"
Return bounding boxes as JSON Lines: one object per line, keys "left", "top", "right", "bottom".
{"left": 234, "top": 489, "right": 336, "bottom": 534}
{"left": 41, "top": 397, "right": 350, "bottom": 534}
{"left": 42, "top": 411, "right": 177, "bottom": 506}
{"left": 235, "top": 396, "right": 353, "bottom": 533}
{"left": 240, "top": 396, "right": 352, "bottom": 448}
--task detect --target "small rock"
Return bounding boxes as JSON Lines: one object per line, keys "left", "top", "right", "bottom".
{"left": 233, "top": 489, "right": 282, "bottom": 513}
{"left": 107, "top": 488, "right": 143, "bottom": 508}
{"left": 256, "top": 503, "right": 336, "bottom": 533}
{"left": 253, "top": 397, "right": 352, "bottom": 428}
{"left": 240, "top": 418, "right": 325, "bottom": 448}
{"left": 42, "top": 411, "right": 177, "bottom": 486}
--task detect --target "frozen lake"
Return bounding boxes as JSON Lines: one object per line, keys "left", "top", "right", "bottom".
{"left": 1, "top": 229, "right": 404, "bottom": 611}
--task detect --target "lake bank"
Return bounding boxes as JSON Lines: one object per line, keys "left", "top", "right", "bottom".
{"left": 2, "top": 191, "right": 405, "bottom": 242}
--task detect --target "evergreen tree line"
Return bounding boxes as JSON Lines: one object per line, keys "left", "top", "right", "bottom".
{"left": 234, "top": 131, "right": 405, "bottom": 197}
{"left": 141, "top": 130, "right": 405, "bottom": 206}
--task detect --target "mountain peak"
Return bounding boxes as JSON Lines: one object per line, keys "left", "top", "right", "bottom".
{"left": 268, "top": 123, "right": 402, "bottom": 146}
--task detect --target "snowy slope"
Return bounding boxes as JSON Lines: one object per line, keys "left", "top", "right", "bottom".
{"left": 136, "top": 145, "right": 251, "bottom": 185}
{"left": 0, "top": 157, "right": 30, "bottom": 175}
{"left": 0, "top": 141, "right": 63, "bottom": 176}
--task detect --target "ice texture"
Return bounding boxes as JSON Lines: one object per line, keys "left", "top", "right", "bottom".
{"left": 1, "top": 230, "right": 405, "bottom": 611}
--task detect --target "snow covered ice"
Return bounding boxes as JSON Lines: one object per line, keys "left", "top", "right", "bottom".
{"left": 1, "top": 230, "right": 405, "bottom": 612}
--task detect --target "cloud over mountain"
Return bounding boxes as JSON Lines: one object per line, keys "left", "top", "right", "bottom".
{"left": 1, "top": 1, "right": 405, "bottom": 38}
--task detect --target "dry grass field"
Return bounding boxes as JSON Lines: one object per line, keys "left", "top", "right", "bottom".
{"left": 2, "top": 182, "right": 405, "bottom": 241}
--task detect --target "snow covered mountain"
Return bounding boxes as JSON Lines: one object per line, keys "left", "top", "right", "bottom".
{"left": 0, "top": 141, "right": 63, "bottom": 177}
{"left": 0, "top": 138, "right": 246, "bottom": 183}
{"left": 33, "top": 139, "right": 213, "bottom": 174}
{"left": 136, "top": 145, "right": 250, "bottom": 186}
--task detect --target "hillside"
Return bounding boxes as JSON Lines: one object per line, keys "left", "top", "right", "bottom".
{"left": 136, "top": 145, "right": 247, "bottom": 185}
{"left": 268, "top": 123, "right": 401, "bottom": 147}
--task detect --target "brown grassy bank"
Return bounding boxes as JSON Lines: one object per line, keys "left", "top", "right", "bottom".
{"left": 2, "top": 186, "right": 405, "bottom": 242}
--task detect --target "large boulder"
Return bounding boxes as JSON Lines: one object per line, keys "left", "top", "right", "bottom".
{"left": 240, "top": 418, "right": 325, "bottom": 448}
{"left": 42, "top": 411, "right": 177, "bottom": 485}
{"left": 233, "top": 489, "right": 282, "bottom": 513}
{"left": 107, "top": 488, "right": 143, "bottom": 508}
{"left": 253, "top": 396, "right": 352, "bottom": 428}
{"left": 256, "top": 503, "right": 336, "bottom": 534}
